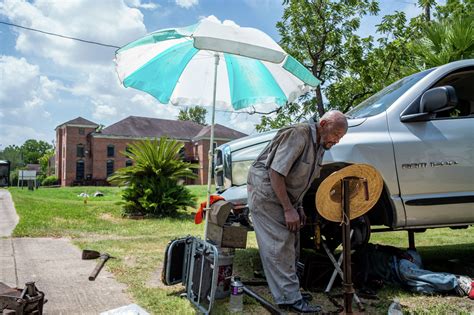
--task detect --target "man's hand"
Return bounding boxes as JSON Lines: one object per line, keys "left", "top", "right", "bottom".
{"left": 284, "top": 207, "right": 300, "bottom": 232}
{"left": 297, "top": 206, "right": 306, "bottom": 226}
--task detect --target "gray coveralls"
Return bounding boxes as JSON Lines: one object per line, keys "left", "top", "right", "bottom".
{"left": 247, "top": 121, "right": 325, "bottom": 304}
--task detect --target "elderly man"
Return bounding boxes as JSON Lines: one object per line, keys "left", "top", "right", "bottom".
{"left": 247, "top": 110, "right": 348, "bottom": 313}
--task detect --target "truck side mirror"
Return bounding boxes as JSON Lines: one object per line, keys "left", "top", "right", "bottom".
{"left": 420, "top": 85, "right": 457, "bottom": 113}
{"left": 401, "top": 85, "right": 458, "bottom": 122}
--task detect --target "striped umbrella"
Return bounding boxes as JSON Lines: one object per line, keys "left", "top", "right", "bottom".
{"left": 114, "top": 17, "right": 320, "bottom": 234}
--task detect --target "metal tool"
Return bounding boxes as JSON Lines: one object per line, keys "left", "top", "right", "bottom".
{"left": 242, "top": 285, "right": 282, "bottom": 315}
{"left": 82, "top": 249, "right": 114, "bottom": 281}
{"left": 321, "top": 232, "right": 364, "bottom": 312}
{"left": 0, "top": 281, "right": 46, "bottom": 314}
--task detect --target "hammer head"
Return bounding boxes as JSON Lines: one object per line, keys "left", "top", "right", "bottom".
{"left": 82, "top": 249, "right": 101, "bottom": 260}
{"left": 82, "top": 249, "right": 113, "bottom": 260}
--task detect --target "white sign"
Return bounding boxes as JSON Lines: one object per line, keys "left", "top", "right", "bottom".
{"left": 18, "top": 170, "right": 37, "bottom": 180}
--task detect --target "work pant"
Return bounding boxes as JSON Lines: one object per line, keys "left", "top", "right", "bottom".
{"left": 248, "top": 183, "right": 302, "bottom": 305}
{"left": 397, "top": 250, "right": 458, "bottom": 294}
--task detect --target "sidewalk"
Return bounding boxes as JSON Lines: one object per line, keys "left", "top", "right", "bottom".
{"left": 0, "top": 189, "right": 133, "bottom": 314}
{"left": 0, "top": 188, "right": 18, "bottom": 237}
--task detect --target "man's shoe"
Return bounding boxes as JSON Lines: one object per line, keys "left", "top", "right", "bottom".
{"left": 301, "top": 292, "right": 313, "bottom": 302}
{"left": 457, "top": 276, "right": 472, "bottom": 295}
{"left": 279, "top": 298, "right": 322, "bottom": 313}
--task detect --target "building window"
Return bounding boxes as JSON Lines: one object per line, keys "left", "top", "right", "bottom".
{"left": 107, "top": 145, "right": 115, "bottom": 157}
{"left": 125, "top": 160, "right": 133, "bottom": 167}
{"left": 125, "top": 146, "right": 132, "bottom": 154}
{"left": 79, "top": 128, "right": 85, "bottom": 135}
{"left": 77, "top": 144, "right": 85, "bottom": 157}
{"left": 179, "top": 147, "right": 185, "bottom": 160}
{"left": 106, "top": 160, "right": 114, "bottom": 177}
{"left": 76, "top": 160, "right": 85, "bottom": 180}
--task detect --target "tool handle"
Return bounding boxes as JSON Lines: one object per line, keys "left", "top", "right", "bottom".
{"left": 88, "top": 256, "right": 109, "bottom": 281}
{"left": 243, "top": 286, "right": 282, "bottom": 315}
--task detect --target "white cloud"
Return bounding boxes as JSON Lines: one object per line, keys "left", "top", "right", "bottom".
{"left": 0, "top": 55, "right": 61, "bottom": 146}
{"left": 202, "top": 15, "right": 221, "bottom": 23}
{"left": 0, "top": 56, "right": 62, "bottom": 108}
{"left": 200, "top": 15, "right": 240, "bottom": 27}
{"left": 92, "top": 101, "right": 117, "bottom": 120}
{"left": 125, "top": 0, "right": 159, "bottom": 10}
{"left": 0, "top": 0, "right": 147, "bottom": 67}
{"left": 175, "top": 0, "right": 198, "bottom": 9}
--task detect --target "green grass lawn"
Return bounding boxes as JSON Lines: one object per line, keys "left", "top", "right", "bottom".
{"left": 8, "top": 186, "right": 474, "bottom": 314}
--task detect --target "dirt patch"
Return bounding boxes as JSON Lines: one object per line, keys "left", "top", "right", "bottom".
{"left": 146, "top": 264, "right": 169, "bottom": 289}
{"left": 123, "top": 255, "right": 137, "bottom": 267}
{"left": 53, "top": 217, "right": 69, "bottom": 224}
{"left": 99, "top": 213, "right": 122, "bottom": 224}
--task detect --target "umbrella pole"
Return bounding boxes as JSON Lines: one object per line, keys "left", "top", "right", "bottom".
{"left": 203, "top": 52, "right": 220, "bottom": 240}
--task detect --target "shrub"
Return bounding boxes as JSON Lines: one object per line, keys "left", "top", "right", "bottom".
{"left": 10, "top": 170, "right": 18, "bottom": 186}
{"left": 42, "top": 175, "right": 59, "bottom": 186}
{"left": 108, "top": 137, "right": 197, "bottom": 216}
{"left": 37, "top": 174, "right": 46, "bottom": 185}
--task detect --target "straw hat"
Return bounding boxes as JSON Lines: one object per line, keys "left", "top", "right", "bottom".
{"left": 315, "top": 164, "right": 383, "bottom": 222}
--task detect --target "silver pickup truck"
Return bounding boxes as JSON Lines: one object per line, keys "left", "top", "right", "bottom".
{"left": 214, "top": 59, "right": 474, "bottom": 246}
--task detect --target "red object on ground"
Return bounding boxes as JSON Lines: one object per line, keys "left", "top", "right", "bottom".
{"left": 194, "top": 195, "right": 225, "bottom": 224}
{"left": 469, "top": 281, "right": 474, "bottom": 300}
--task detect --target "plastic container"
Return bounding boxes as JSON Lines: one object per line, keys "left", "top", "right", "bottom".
{"left": 229, "top": 276, "right": 244, "bottom": 312}
{"left": 215, "top": 248, "right": 235, "bottom": 299}
{"left": 387, "top": 298, "right": 402, "bottom": 315}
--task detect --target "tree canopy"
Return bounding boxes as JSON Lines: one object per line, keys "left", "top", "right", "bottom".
{"left": 21, "top": 139, "right": 53, "bottom": 164}
{"left": 0, "top": 139, "right": 53, "bottom": 167}
{"left": 177, "top": 106, "right": 208, "bottom": 126}
{"left": 256, "top": 0, "right": 473, "bottom": 131}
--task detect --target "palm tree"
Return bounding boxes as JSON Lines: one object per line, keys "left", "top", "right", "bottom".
{"left": 108, "top": 137, "right": 197, "bottom": 216}
{"left": 413, "top": 14, "right": 474, "bottom": 68}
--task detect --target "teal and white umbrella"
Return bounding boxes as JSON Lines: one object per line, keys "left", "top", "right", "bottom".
{"left": 115, "top": 17, "right": 320, "bottom": 235}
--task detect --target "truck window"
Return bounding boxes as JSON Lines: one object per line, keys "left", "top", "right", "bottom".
{"left": 347, "top": 69, "right": 434, "bottom": 118}
{"left": 432, "top": 68, "right": 474, "bottom": 119}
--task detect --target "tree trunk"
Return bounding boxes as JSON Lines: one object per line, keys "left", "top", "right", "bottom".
{"left": 424, "top": 4, "right": 430, "bottom": 21}
{"left": 315, "top": 86, "right": 325, "bottom": 118}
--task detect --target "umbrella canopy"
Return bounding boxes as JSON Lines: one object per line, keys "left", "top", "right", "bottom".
{"left": 115, "top": 18, "right": 320, "bottom": 111}
{"left": 115, "top": 17, "right": 320, "bottom": 245}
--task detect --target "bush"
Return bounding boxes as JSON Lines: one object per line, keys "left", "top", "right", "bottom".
{"left": 42, "top": 175, "right": 59, "bottom": 186}
{"left": 108, "top": 137, "right": 197, "bottom": 216}
{"left": 37, "top": 174, "right": 46, "bottom": 185}
{"left": 10, "top": 170, "right": 18, "bottom": 186}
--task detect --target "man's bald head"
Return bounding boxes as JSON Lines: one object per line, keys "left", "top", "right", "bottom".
{"left": 318, "top": 110, "right": 348, "bottom": 150}
{"left": 321, "top": 110, "right": 348, "bottom": 133}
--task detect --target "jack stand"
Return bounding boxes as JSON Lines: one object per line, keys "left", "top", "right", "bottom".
{"left": 408, "top": 230, "right": 416, "bottom": 250}
{"left": 322, "top": 232, "right": 365, "bottom": 312}
{"left": 341, "top": 176, "right": 368, "bottom": 314}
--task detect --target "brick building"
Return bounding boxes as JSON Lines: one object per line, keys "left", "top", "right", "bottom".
{"left": 55, "top": 116, "right": 247, "bottom": 186}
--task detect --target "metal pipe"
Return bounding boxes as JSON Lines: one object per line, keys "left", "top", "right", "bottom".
{"left": 322, "top": 236, "right": 364, "bottom": 310}
{"left": 408, "top": 230, "right": 416, "bottom": 250}
{"left": 203, "top": 52, "right": 220, "bottom": 240}
{"left": 342, "top": 178, "right": 354, "bottom": 314}
{"left": 243, "top": 286, "right": 282, "bottom": 315}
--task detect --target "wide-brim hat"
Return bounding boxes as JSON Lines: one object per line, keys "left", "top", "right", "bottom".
{"left": 316, "top": 164, "right": 383, "bottom": 222}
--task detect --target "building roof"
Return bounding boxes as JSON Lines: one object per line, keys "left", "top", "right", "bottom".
{"left": 96, "top": 116, "right": 247, "bottom": 141}
{"left": 56, "top": 117, "right": 99, "bottom": 129}
{"left": 26, "top": 164, "right": 40, "bottom": 172}
{"left": 193, "top": 124, "right": 247, "bottom": 141}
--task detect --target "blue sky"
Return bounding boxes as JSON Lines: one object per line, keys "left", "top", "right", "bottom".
{"left": 0, "top": 0, "right": 430, "bottom": 147}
